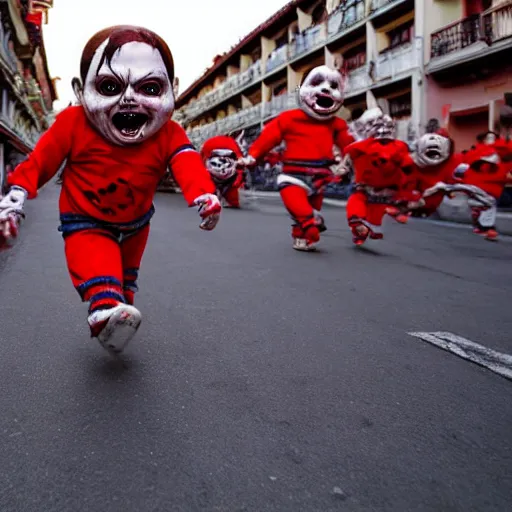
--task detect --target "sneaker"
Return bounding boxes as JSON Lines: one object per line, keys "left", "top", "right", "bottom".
{"left": 351, "top": 223, "right": 369, "bottom": 246}
{"left": 88, "top": 304, "right": 142, "bottom": 354}
{"left": 485, "top": 229, "right": 498, "bottom": 241}
{"left": 293, "top": 238, "right": 317, "bottom": 252}
{"left": 386, "top": 206, "right": 409, "bottom": 224}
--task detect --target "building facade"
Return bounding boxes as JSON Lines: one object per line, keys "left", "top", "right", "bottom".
{"left": 425, "top": 0, "right": 512, "bottom": 152}
{"left": 0, "top": 0, "right": 57, "bottom": 192}
{"left": 175, "top": 0, "right": 424, "bottom": 151}
{"left": 175, "top": 0, "right": 512, "bottom": 156}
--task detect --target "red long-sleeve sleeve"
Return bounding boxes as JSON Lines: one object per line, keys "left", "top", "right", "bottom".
{"left": 7, "top": 107, "right": 75, "bottom": 198}
{"left": 248, "top": 117, "right": 284, "bottom": 161}
{"left": 167, "top": 122, "right": 216, "bottom": 205}
{"left": 333, "top": 117, "right": 354, "bottom": 155}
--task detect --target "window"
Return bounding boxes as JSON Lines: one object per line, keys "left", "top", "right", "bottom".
{"left": 389, "top": 93, "right": 412, "bottom": 118}
{"left": 387, "top": 20, "right": 414, "bottom": 49}
{"left": 344, "top": 44, "right": 366, "bottom": 71}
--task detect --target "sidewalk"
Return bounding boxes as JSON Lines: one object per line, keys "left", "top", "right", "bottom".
{"left": 246, "top": 191, "right": 512, "bottom": 235}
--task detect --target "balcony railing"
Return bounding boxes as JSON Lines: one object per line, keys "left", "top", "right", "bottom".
{"left": 376, "top": 42, "right": 420, "bottom": 79}
{"left": 430, "top": 13, "right": 482, "bottom": 58}
{"left": 187, "top": 93, "right": 296, "bottom": 147}
{"left": 327, "top": 1, "right": 365, "bottom": 36}
{"left": 370, "top": 0, "right": 398, "bottom": 14}
{"left": 266, "top": 45, "right": 289, "bottom": 72}
{"left": 483, "top": 1, "right": 512, "bottom": 44}
{"left": 346, "top": 66, "right": 372, "bottom": 95}
{"left": 289, "top": 24, "right": 325, "bottom": 60}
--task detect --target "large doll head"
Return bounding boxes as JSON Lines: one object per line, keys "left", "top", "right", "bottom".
{"left": 415, "top": 119, "right": 453, "bottom": 167}
{"left": 355, "top": 107, "right": 395, "bottom": 140}
{"left": 72, "top": 25, "right": 178, "bottom": 146}
{"left": 298, "top": 65, "right": 345, "bottom": 121}
{"left": 200, "top": 135, "right": 243, "bottom": 181}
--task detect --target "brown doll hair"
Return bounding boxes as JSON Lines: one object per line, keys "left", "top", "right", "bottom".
{"left": 79, "top": 25, "right": 175, "bottom": 83}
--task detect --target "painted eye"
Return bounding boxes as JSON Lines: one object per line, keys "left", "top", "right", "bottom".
{"left": 140, "top": 82, "right": 162, "bottom": 96}
{"left": 98, "top": 78, "right": 121, "bottom": 96}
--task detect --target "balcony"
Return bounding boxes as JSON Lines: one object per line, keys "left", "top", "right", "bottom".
{"left": 180, "top": 60, "right": 262, "bottom": 122}
{"left": 327, "top": 1, "right": 365, "bottom": 37}
{"left": 370, "top": 0, "right": 400, "bottom": 14}
{"left": 429, "top": 3, "right": 512, "bottom": 73}
{"left": 483, "top": 1, "right": 512, "bottom": 44}
{"left": 375, "top": 42, "right": 420, "bottom": 81}
{"left": 187, "top": 93, "right": 296, "bottom": 147}
{"left": 266, "top": 45, "right": 289, "bottom": 72}
{"left": 262, "top": 92, "right": 296, "bottom": 119}
{"left": 346, "top": 66, "right": 372, "bottom": 96}
{"left": 430, "top": 14, "right": 482, "bottom": 59}
{"left": 289, "top": 24, "right": 325, "bottom": 60}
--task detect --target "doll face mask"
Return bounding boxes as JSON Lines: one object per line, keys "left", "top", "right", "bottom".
{"left": 74, "top": 33, "right": 175, "bottom": 146}
{"left": 298, "top": 65, "right": 345, "bottom": 120}
{"left": 205, "top": 150, "right": 238, "bottom": 180}
{"left": 416, "top": 133, "right": 451, "bottom": 166}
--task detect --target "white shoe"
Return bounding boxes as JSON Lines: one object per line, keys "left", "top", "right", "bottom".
{"left": 293, "top": 238, "right": 317, "bottom": 252}
{"left": 88, "top": 304, "right": 142, "bottom": 354}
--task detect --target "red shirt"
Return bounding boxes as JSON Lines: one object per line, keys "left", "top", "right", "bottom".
{"left": 248, "top": 109, "right": 353, "bottom": 167}
{"left": 345, "top": 138, "right": 413, "bottom": 189}
{"left": 8, "top": 106, "right": 215, "bottom": 223}
{"left": 411, "top": 153, "right": 464, "bottom": 192}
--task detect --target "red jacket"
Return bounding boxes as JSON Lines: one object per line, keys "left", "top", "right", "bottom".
{"left": 459, "top": 145, "right": 512, "bottom": 199}
{"left": 345, "top": 138, "right": 413, "bottom": 189}
{"left": 8, "top": 106, "right": 215, "bottom": 223}
{"left": 248, "top": 109, "right": 353, "bottom": 172}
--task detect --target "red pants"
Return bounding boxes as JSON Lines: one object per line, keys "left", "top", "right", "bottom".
{"left": 64, "top": 225, "right": 150, "bottom": 314}
{"left": 346, "top": 191, "right": 387, "bottom": 226}
{"left": 280, "top": 185, "right": 323, "bottom": 242}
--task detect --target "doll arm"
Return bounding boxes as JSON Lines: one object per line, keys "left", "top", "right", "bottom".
{"left": 7, "top": 107, "right": 75, "bottom": 198}
{"left": 247, "top": 117, "right": 285, "bottom": 161}
{"left": 167, "top": 122, "right": 217, "bottom": 205}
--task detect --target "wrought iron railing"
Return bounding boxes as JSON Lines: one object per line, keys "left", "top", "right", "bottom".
{"left": 482, "top": 1, "right": 512, "bottom": 44}
{"left": 430, "top": 14, "right": 482, "bottom": 58}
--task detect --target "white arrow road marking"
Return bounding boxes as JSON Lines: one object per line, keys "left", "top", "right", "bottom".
{"left": 408, "top": 332, "right": 512, "bottom": 381}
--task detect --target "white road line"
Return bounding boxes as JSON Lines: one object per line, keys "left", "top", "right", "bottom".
{"left": 408, "top": 331, "right": 512, "bottom": 381}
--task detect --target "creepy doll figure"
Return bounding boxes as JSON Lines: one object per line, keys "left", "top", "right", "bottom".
{"left": 344, "top": 108, "right": 421, "bottom": 246}
{"left": 0, "top": 26, "right": 222, "bottom": 354}
{"left": 453, "top": 144, "right": 512, "bottom": 241}
{"left": 407, "top": 120, "right": 464, "bottom": 217}
{"left": 239, "top": 65, "right": 353, "bottom": 251}
{"left": 201, "top": 134, "right": 245, "bottom": 208}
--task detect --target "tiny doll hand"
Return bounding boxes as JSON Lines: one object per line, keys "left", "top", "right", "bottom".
{"left": 238, "top": 156, "right": 256, "bottom": 168}
{"left": 0, "top": 187, "right": 26, "bottom": 249}
{"left": 193, "top": 193, "right": 222, "bottom": 231}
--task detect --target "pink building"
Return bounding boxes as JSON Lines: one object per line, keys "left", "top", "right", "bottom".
{"left": 425, "top": 0, "right": 512, "bottom": 152}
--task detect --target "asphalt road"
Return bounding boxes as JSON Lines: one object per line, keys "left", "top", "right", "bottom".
{"left": 0, "top": 182, "right": 511, "bottom": 512}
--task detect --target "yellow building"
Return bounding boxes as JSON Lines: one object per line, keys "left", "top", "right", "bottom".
{"left": 176, "top": 0, "right": 423, "bottom": 148}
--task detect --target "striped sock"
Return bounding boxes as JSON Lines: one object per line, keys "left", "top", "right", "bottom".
{"left": 76, "top": 276, "right": 126, "bottom": 314}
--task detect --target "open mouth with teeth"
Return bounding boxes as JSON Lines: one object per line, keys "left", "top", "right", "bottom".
{"left": 314, "top": 94, "right": 335, "bottom": 110}
{"left": 425, "top": 147, "right": 442, "bottom": 160}
{"left": 112, "top": 112, "right": 149, "bottom": 138}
